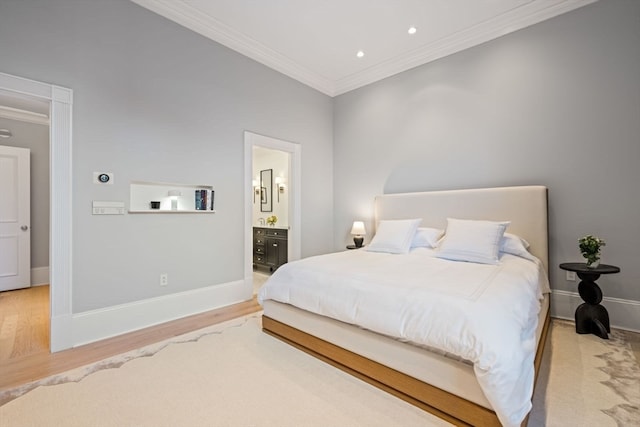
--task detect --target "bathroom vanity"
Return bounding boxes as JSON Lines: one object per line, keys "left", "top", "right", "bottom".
{"left": 253, "top": 227, "right": 288, "bottom": 272}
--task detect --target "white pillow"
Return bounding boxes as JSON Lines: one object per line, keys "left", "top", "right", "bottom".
{"left": 411, "top": 227, "right": 444, "bottom": 249}
{"left": 366, "top": 219, "right": 421, "bottom": 254}
{"left": 501, "top": 233, "right": 530, "bottom": 254}
{"left": 436, "top": 218, "right": 510, "bottom": 265}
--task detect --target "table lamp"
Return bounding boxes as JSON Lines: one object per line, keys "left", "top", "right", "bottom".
{"left": 350, "top": 221, "right": 366, "bottom": 248}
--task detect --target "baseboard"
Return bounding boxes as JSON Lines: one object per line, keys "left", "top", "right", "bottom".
{"left": 31, "top": 266, "right": 49, "bottom": 286}
{"left": 550, "top": 290, "right": 640, "bottom": 333}
{"left": 71, "top": 279, "right": 252, "bottom": 347}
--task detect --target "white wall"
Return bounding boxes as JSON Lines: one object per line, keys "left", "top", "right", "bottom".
{"left": 333, "top": 0, "right": 640, "bottom": 327}
{"left": 0, "top": 0, "right": 333, "bottom": 318}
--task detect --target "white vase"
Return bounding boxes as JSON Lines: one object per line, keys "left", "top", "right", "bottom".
{"left": 587, "top": 259, "right": 600, "bottom": 268}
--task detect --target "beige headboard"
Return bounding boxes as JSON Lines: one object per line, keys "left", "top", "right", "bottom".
{"left": 375, "top": 186, "right": 549, "bottom": 273}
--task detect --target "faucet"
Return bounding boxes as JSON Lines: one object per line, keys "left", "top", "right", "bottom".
{"left": 258, "top": 217, "right": 265, "bottom": 226}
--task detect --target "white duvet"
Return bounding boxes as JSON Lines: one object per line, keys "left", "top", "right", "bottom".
{"left": 258, "top": 248, "right": 550, "bottom": 427}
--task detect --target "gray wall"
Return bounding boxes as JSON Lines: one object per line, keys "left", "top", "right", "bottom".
{"left": 0, "top": 118, "right": 49, "bottom": 269}
{"left": 334, "top": 0, "right": 640, "bottom": 302}
{"left": 0, "top": 0, "right": 333, "bottom": 311}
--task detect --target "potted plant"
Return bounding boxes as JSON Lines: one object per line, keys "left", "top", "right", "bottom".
{"left": 579, "top": 235, "right": 605, "bottom": 268}
{"left": 266, "top": 215, "right": 278, "bottom": 226}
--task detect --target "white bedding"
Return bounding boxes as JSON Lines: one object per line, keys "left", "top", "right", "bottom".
{"left": 258, "top": 248, "right": 550, "bottom": 427}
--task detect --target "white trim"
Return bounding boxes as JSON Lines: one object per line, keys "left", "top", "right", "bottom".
{"left": 0, "top": 71, "right": 74, "bottom": 352}
{"left": 0, "top": 105, "right": 49, "bottom": 126}
{"left": 131, "top": 0, "right": 595, "bottom": 96}
{"left": 551, "top": 290, "right": 640, "bottom": 333}
{"left": 244, "top": 131, "right": 301, "bottom": 287}
{"left": 31, "top": 266, "right": 49, "bottom": 286}
{"left": 71, "top": 280, "right": 247, "bottom": 346}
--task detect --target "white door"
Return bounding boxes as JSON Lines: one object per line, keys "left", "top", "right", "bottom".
{"left": 0, "top": 145, "right": 30, "bottom": 291}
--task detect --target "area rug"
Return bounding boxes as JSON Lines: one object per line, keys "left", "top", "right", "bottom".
{"left": 1, "top": 316, "right": 638, "bottom": 427}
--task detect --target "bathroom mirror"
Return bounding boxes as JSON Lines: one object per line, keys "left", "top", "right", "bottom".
{"left": 260, "top": 169, "right": 272, "bottom": 212}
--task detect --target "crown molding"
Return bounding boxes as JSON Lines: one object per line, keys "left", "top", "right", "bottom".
{"left": 131, "top": 0, "right": 596, "bottom": 97}
{"left": 0, "top": 105, "right": 49, "bottom": 126}
{"left": 334, "top": 0, "right": 597, "bottom": 95}
{"left": 131, "top": 0, "right": 334, "bottom": 95}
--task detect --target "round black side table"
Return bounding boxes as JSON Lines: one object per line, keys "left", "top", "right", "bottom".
{"left": 559, "top": 263, "right": 620, "bottom": 339}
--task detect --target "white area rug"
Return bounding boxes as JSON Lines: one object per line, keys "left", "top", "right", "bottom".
{"left": 1, "top": 316, "right": 638, "bottom": 427}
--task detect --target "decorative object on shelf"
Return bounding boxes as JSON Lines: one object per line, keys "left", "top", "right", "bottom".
{"left": 266, "top": 215, "right": 278, "bottom": 226}
{"left": 168, "top": 190, "right": 181, "bottom": 210}
{"left": 350, "top": 221, "right": 366, "bottom": 248}
{"left": 579, "top": 235, "right": 606, "bottom": 268}
{"left": 150, "top": 201, "right": 160, "bottom": 209}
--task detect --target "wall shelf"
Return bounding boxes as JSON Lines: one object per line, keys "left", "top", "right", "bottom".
{"left": 128, "top": 210, "right": 216, "bottom": 214}
{"left": 130, "top": 181, "right": 215, "bottom": 213}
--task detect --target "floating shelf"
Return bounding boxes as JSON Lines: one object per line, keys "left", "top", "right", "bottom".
{"left": 128, "top": 210, "right": 216, "bottom": 214}
{"left": 130, "top": 181, "right": 215, "bottom": 213}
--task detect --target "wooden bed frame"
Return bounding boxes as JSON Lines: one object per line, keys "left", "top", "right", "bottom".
{"left": 261, "top": 186, "right": 550, "bottom": 426}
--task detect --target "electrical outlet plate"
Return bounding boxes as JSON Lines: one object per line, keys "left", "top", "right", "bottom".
{"left": 566, "top": 271, "right": 576, "bottom": 281}
{"left": 160, "top": 273, "right": 168, "bottom": 286}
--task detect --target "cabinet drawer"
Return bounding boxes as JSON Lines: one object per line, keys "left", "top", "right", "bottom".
{"left": 254, "top": 228, "right": 266, "bottom": 236}
{"left": 266, "top": 229, "right": 287, "bottom": 238}
{"left": 255, "top": 246, "right": 265, "bottom": 254}
{"left": 254, "top": 237, "right": 265, "bottom": 245}
{"left": 253, "top": 254, "right": 265, "bottom": 264}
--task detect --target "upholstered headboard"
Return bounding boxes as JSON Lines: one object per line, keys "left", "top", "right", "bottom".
{"left": 375, "top": 186, "right": 549, "bottom": 273}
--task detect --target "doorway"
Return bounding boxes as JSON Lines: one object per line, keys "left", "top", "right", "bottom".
{"left": 244, "top": 131, "right": 301, "bottom": 296}
{"left": 0, "top": 93, "right": 51, "bottom": 358}
{"left": 0, "top": 71, "right": 73, "bottom": 352}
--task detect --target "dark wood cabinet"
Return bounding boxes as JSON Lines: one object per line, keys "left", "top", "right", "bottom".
{"left": 253, "top": 227, "right": 288, "bottom": 271}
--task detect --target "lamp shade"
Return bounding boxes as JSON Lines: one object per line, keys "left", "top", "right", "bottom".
{"left": 350, "top": 221, "right": 366, "bottom": 236}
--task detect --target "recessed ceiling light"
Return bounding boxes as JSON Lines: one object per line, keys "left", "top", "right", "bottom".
{"left": 356, "top": 50, "right": 364, "bottom": 58}
{"left": 408, "top": 26, "right": 417, "bottom": 35}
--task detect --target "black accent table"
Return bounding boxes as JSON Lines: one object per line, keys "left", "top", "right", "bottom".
{"left": 559, "top": 263, "right": 620, "bottom": 339}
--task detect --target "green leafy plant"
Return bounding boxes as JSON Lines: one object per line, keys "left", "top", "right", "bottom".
{"left": 578, "top": 235, "right": 605, "bottom": 267}
{"left": 266, "top": 215, "right": 278, "bottom": 226}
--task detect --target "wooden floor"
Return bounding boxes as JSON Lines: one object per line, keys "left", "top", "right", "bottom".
{"left": 0, "top": 285, "right": 50, "bottom": 362}
{"left": 0, "top": 286, "right": 261, "bottom": 392}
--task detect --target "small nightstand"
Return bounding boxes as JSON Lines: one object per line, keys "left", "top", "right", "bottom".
{"left": 559, "top": 262, "right": 621, "bottom": 339}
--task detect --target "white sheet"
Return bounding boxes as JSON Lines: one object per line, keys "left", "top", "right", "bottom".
{"left": 258, "top": 248, "right": 549, "bottom": 427}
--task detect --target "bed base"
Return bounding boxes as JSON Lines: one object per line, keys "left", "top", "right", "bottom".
{"left": 263, "top": 311, "right": 550, "bottom": 427}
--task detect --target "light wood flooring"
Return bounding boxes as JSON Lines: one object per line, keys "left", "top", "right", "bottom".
{"left": 0, "top": 285, "right": 50, "bottom": 362}
{"left": 0, "top": 285, "right": 261, "bottom": 392}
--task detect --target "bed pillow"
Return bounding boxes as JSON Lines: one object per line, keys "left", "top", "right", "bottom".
{"left": 411, "top": 227, "right": 444, "bottom": 249}
{"left": 501, "top": 233, "right": 530, "bottom": 254}
{"left": 436, "top": 218, "right": 510, "bottom": 265}
{"left": 366, "top": 219, "right": 421, "bottom": 254}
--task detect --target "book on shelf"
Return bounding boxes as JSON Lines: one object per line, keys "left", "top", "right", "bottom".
{"left": 194, "top": 189, "right": 214, "bottom": 211}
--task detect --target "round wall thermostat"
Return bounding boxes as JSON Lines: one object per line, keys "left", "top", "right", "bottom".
{"left": 98, "top": 173, "right": 110, "bottom": 183}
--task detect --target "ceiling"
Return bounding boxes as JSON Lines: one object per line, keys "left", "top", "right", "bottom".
{"left": 132, "top": 0, "right": 595, "bottom": 96}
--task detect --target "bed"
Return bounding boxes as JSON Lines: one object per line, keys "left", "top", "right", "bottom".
{"left": 258, "top": 186, "right": 550, "bottom": 427}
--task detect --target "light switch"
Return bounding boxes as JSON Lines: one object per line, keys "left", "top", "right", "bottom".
{"left": 92, "top": 201, "right": 125, "bottom": 215}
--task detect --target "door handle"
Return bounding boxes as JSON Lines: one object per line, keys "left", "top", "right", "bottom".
{"left": 21, "top": 225, "right": 28, "bottom": 231}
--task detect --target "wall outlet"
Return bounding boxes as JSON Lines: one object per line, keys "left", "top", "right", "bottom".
{"left": 566, "top": 271, "right": 576, "bottom": 281}
{"left": 160, "top": 273, "right": 168, "bottom": 286}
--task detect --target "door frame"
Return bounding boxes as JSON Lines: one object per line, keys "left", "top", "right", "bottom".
{"left": 0, "top": 71, "right": 73, "bottom": 352}
{"left": 244, "top": 131, "right": 301, "bottom": 288}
